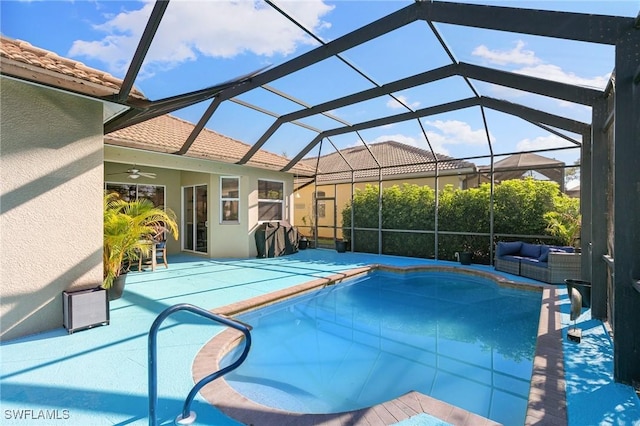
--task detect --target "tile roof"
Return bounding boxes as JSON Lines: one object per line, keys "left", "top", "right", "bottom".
{"left": 303, "top": 141, "right": 476, "bottom": 182}
{"left": 106, "top": 114, "right": 315, "bottom": 175}
{"left": 0, "top": 35, "right": 145, "bottom": 100}
{"left": 492, "top": 152, "right": 564, "bottom": 169}
{"left": 1, "top": 35, "right": 312, "bottom": 175}
{"left": 478, "top": 153, "right": 565, "bottom": 184}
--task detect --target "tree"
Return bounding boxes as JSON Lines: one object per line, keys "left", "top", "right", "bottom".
{"left": 544, "top": 194, "right": 581, "bottom": 247}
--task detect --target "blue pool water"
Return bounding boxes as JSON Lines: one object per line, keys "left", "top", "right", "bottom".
{"left": 222, "top": 270, "right": 541, "bottom": 425}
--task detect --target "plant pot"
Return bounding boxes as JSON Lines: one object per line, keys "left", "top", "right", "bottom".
{"left": 335, "top": 240, "right": 347, "bottom": 253}
{"left": 457, "top": 251, "right": 472, "bottom": 265}
{"left": 565, "top": 279, "right": 591, "bottom": 309}
{"left": 107, "top": 273, "right": 127, "bottom": 301}
{"left": 299, "top": 239, "right": 308, "bottom": 250}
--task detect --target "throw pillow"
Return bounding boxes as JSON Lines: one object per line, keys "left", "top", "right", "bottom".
{"left": 497, "top": 241, "right": 522, "bottom": 257}
{"left": 521, "top": 242, "right": 541, "bottom": 258}
{"left": 539, "top": 245, "right": 550, "bottom": 262}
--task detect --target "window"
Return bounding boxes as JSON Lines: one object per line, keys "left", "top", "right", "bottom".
{"left": 105, "top": 183, "right": 165, "bottom": 208}
{"left": 258, "top": 179, "right": 284, "bottom": 221}
{"left": 220, "top": 177, "right": 239, "bottom": 223}
{"left": 315, "top": 191, "right": 326, "bottom": 218}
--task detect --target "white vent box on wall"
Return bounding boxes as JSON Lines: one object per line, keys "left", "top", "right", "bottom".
{"left": 62, "top": 288, "right": 109, "bottom": 334}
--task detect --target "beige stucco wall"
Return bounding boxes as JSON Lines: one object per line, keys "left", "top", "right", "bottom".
{"left": 1, "top": 78, "right": 104, "bottom": 341}
{"left": 104, "top": 146, "right": 294, "bottom": 259}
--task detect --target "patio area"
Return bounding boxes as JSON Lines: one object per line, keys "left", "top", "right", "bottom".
{"left": 1, "top": 250, "right": 639, "bottom": 425}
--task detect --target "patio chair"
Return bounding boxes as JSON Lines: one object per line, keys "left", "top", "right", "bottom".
{"left": 137, "top": 238, "right": 168, "bottom": 271}
{"left": 155, "top": 241, "right": 168, "bottom": 269}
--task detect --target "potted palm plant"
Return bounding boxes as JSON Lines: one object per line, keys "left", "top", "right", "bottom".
{"left": 103, "top": 193, "right": 179, "bottom": 300}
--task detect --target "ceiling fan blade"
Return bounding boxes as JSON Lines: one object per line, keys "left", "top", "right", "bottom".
{"left": 106, "top": 166, "right": 155, "bottom": 179}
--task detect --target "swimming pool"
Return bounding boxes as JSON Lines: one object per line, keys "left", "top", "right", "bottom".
{"left": 221, "top": 270, "right": 541, "bottom": 426}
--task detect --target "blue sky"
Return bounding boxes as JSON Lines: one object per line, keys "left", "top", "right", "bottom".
{"left": 3, "top": 0, "right": 638, "bottom": 170}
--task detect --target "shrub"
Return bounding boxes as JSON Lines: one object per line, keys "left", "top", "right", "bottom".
{"left": 342, "top": 178, "right": 579, "bottom": 263}
{"left": 343, "top": 184, "right": 435, "bottom": 256}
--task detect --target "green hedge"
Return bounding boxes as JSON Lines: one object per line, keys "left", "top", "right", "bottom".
{"left": 341, "top": 178, "right": 579, "bottom": 264}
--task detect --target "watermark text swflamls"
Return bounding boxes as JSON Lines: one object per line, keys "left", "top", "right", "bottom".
{"left": 4, "top": 409, "right": 70, "bottom": 421}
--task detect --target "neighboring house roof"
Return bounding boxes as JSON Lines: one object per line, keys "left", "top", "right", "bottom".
{"left": 478, "top": 153, "right": 566, "bottom": 184}
{"left": 1, "top": 35, "right": 313, "bottom": 176}
{"left": 105, "top": 114, "right": 315, "bottom": 175}
{"left": 566, "top": 180, "right": 580, "bottom": 198}
{"left": 0, "top": 36, "right": 145, "bottom": 100}
{"left": 302, "top": 141, "right": 476, "bottom": 183}
{"left": 493, "top": 152, "right": 564, "bottom": 169}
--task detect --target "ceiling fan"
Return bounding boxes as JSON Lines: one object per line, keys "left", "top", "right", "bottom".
{"left": 108, "top": 166, "right": 156, "bottom": 180}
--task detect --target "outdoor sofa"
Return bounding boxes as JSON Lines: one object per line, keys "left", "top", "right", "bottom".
{"left": 495, "top": 241, "right": 581, "bottom": 284}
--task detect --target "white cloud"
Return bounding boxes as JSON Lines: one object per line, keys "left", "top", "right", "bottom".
{"left": 472, "top": 40, "right": 540, "bottom": 66}
{"left": 516, "top": 64, "right": 610, "bottom": 90}
{"left": 386, "top": 95, "right": 420, "bottom": 110}
{"left": 516, "top": 134, "right": 575, "bottom": 151}
{"left": 472, "top": 40, "right": 610, "bottom": 91}
{"left": 364, "top": 120, "right": 493, "bottom": 157}
{"left": 423, "top": 120, "right": 491, "bottom": 146}
{"left": 69, "top": 0, "right": 334, "bottom": 76}
{"left": 420, "top": 132, "right": 450, "bottom": 156}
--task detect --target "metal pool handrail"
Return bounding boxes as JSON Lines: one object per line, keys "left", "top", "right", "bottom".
{"left": 148, "top": 303, "right": 252, "bottom": 426}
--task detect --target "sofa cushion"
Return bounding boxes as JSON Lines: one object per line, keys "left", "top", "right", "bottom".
{"left": 496, "top": 241, "right": 522, "bottom": 257}
{"left": 539, "top": 245, "right": 551, "bottom": 262}
{"left": 521, "top": 257, "right": 545, "bottom": 266}
{"left": 553, "top": 246, "right": 575, "bottom": 253}
{"left": 538, "top": 246, "right": 576, "bottom": 262}
{"left": 520, "top": 242, "right": 541, "bottom": 258}
{"left": 500, "top": 255, "right": 521, "bottom": 263}
{"left": 538, "top": 245, "right": 576, "bottom": 262}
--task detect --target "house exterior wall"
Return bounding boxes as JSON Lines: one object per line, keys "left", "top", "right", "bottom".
{"left": 294, "top": 175, "right": 466, "bottom": 240}
{"left": 104, "top": 146, "right": 294, "bottom": 259}
{"left": 0, "top": 78, "right": 104, "bottom": 341}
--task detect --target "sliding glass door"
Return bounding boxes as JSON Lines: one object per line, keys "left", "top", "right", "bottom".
{"left": 183, "top": 185, "right": 207, "bottom": 253}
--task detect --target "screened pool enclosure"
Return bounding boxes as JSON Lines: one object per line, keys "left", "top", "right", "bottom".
{"left": 47, "top": 1, "right": 640, "bottom": 388}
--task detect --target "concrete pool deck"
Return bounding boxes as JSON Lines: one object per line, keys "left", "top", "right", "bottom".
{"left": 1, "top": 250, "right": 639, "bottom": 425}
